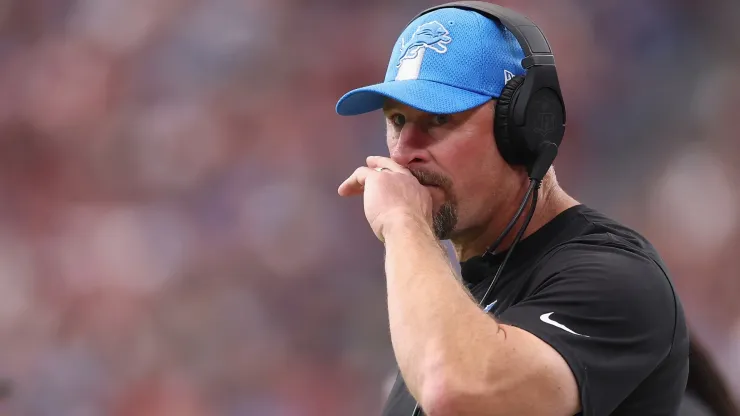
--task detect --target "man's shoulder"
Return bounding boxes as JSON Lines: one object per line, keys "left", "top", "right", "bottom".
{"left": 545, "top": 204, "right": 667, "bottom": 275}
{"left": 530, "top": 206, "right": 677, "bottom": 307}
{"left": 518, "top": 206, "right": 686, "bottom": 335}
{"left": 538, "top": 231, "right": 672, "bottom": 299}
{"left": 565, "top": 204, "right": 655, "bottom": 244}
{"left": 529, "top": 209, "right": 685, "bottom": 337}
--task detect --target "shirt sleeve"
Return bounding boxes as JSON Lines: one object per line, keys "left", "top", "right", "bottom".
{"left": 495, "top": 241, "right": 680, "bottom": 416}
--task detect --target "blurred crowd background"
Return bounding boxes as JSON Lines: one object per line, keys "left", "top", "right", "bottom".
{"left": 0, "top": 0, "right": 738, "bottom": 414}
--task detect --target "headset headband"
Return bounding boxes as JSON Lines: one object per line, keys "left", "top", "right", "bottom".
{"left": 410, "top": 1, "right": 555, "bottom": 69}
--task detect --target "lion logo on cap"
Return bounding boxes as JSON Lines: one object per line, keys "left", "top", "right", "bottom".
{"left": 397, "top": 21, "right": 452, "bottom": 67}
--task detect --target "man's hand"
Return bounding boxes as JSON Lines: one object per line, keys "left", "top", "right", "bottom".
{"left": 338, "top": 156, "right": 433, "bottom": 241}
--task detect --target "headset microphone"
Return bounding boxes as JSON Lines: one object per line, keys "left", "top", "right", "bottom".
{"left": 476, "top": 142, "right": 556, "bottom": 302}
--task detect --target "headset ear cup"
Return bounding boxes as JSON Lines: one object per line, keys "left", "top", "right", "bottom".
{"left": 494, "top": 75, "right": 527, "bottom": 165}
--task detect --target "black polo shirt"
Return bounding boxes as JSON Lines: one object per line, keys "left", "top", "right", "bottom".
{"left": 381, "top": 204, "right": 689, "bottom": 416}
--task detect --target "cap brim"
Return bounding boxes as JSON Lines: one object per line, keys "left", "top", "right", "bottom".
{"left": 335, "top": 79, "right": 493, "bottom": 116}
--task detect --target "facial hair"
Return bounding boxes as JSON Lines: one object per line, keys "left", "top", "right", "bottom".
{"left": 408, "top": 168, "right": 458, "bottom": 240}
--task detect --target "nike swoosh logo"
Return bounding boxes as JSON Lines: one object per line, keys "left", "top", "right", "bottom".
{"left": 539, "top": 312, "right": 589, "bottom": 337}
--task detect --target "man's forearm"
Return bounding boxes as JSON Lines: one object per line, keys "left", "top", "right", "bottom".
{"left": 382, "top": 214, "right": 502, "bottom": 410}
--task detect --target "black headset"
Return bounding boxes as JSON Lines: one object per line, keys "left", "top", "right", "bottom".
{"left": 408, "top": 1, "right": 566, "bottom": 182}
{"left": 401, "top": 3, "right": 566, "bottom": 415}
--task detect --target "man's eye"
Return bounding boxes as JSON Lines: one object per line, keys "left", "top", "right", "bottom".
{"left": 432, "top": 114, "right": 449, "bottom": 126}
{"left": 390, "top": 114, "right": 406, "bottom": 127}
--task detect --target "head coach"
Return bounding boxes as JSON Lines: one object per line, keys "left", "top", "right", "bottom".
{"left": 334, "top": 2, "right": 689, "bottom": 416}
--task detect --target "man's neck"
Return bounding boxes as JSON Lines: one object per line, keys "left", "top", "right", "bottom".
{"left": 452, "top": 176, "right": 580, "bottom": 262}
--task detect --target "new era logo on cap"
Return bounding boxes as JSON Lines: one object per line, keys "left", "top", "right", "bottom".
{"left": 504, "top": 69, "right": 515, "bottom": 83}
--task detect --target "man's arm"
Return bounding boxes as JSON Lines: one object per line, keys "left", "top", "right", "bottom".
{"left": 383, "top": 213, "right": 580, "bottom": 416}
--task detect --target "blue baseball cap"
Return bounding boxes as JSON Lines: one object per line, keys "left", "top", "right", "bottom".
{"left": 335, "top": 7, "right": 526, "bottom": 116}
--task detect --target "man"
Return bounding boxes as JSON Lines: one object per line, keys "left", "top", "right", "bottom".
{"left": 335, "top": 4, "right": 689, "bottom": 416}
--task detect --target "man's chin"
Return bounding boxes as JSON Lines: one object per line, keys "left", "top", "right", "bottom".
{"left": 434, "top": 226, "right": 458, "bottom": 241}
{"left": 432, "top": 204, "right": 457, "bottom": 241}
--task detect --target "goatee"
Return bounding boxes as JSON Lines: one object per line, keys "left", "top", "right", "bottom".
{"left": 407, "top": 168, "right": 458, "bottom": 240}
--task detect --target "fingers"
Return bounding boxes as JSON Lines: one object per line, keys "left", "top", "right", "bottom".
{"left": 338, "top": 166, "right": 374, "bottom": 196}
{"left": 337, "top": 157, "right": 412, "bottom": 197}
{"left": 366, "top": 156, "right": 407, "bottom": 174}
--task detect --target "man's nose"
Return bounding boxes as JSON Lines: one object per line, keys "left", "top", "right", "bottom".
{"left": 389, "top": 124, "right": 430, "bottom": 167}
